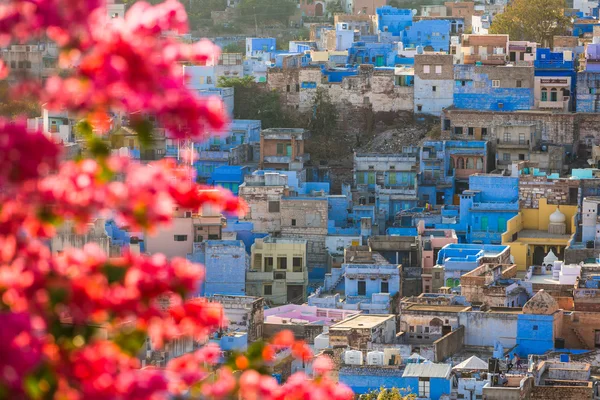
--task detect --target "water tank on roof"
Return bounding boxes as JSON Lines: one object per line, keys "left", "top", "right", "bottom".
{"left": 416, "top": 46, "right": 424, "bottom": 55}
{"left": 344, "top": 350, "right": 363, "bottom": 365}
{"left": 397, "top": 42, "right": 404, "bottom": 53}
{"left": 367, "top": 351, "right": 385, "bottom": 366}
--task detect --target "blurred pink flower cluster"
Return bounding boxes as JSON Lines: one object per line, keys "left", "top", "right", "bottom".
{"left": 0, "top": 1, "right": 354, "bottom": 399}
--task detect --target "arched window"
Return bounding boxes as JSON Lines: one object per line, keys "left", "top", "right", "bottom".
{"left": 541, "top": 88, "right": 548, "bottom": 101}
{"left": 551, "top": 88, "right": 558, "bottom": 102}
{"left": 466, "top": 157, "right": 475, "bottom": 169}
{"left": 458, "top": 157, "right": 464, "bottom": 169}
{"left": 476, "top": 158, "right": 483, "bottom": 170}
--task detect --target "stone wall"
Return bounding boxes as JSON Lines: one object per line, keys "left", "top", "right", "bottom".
{"left": 530, "top": 385, "right": 593, "bottom": 400}
{"left": 280, "top": 198, "right": 329, "bottom": 267}
{"left": 238, "top": 185, "right": 288, "bottom": 233}
{"left": 519, "top": 176, "right": 579, "bottom": 209}
{"left": 434, "top": 325, "right": 465, "bottom": 362}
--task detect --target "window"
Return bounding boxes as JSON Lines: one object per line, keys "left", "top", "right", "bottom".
{"left": 432, "top": 85, "right": 437, "bottom": 92}
{"left": 286, "top": 85, "right": 290, "bottom": 92}
{"left": 434, "top": 272, "right": 441, "bottom": 279}
{"left": 381, "top": 282, "right": 389, "bottom": 293}
{"left": 389, "top": 172, "right": 397, "bottom": 185}
{"left": 358, "top": 280, "right": 366, "bottom": 296}
{"left": 291, "top": 219, "right": 296, "bottom": 226}
{"left": 468, "top": 127, "right": 474, "bottom": 136}
{"left": 481, "top": 127, "right": 488, "bottom": 136}
{"left": 264, "top": 285, "right": 272, "bottom": 295}
{"left": 293, "top": 257, "right": 303, "bottom": 272}
{"left": 276, "top": 143, "right": 285, "bottom": 155}
{"left": 277, "top": 257, "right": 287, "bottom": 270}
{"left": 174, "top": 235, "right": 188, "bottom": 242}
{"left": 10, "top": 61, "right": 15, "bottom": 69}
{"left": 519, "top": 133, "right": 526, "bottom": 144}
{"left": 264, "top": 257, "right": 273, "bottom": 272}
{"left": 367, "top": 172, "right": 375, "bottom": 185}
{"left": 454, "top": 127, "right": 463, "bottom": 135}
{"left": 533, "top": 325, "right": 538, "bottom": 330}
{"left": 199, "top": 76, "right": 205, "bottom": 84}
{"left": 504, "top": 132, "right": 511, "bottom": 142}
{"left": 519, "top": 154, "right": 525, "bottom": 160}
{"left": 295, "top": 84, "right": 300, "bottom": 92}
{"left": 268, "top": 201, "right": 280, "bottom": 213}
{"left": 418, "top": 378, "right": 430, "bottom": 398}
{"left": 423, "top": 65, "right": 430, "bottom": 74}
{"left": 541, "top": 88, "right": 548, "bottom": 101}
{"left": 435, "top": 65, "right": 442, "bottom": 74}
{"left": 357, "top": 173, "right": 365, "bottom": 184}
{"left": 461, "top": 80, "right": 466, "bottom": 86}
{"left": 516, "top": 80, "right": 522, "bottom": 88}
{"left": 417, "top": 105, "right": 423, "bottom": 112}
{"left": 206, "top": 76, "right": 213, "bottom": 85}
{"left": 492, "top": 80, "right": 500, "bottom": 88}
{"left": 551, "top": 88, "right": 558, "bottom": 102}
{"left": 590, "top": 88, "right": 596, "bottom": 95}
{"left": 503, "top": 153, "right": 511, "bottom": 161}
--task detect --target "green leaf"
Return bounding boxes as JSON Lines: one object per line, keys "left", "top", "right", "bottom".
{"left": 87, "top": 136, "right": 110, "bottom": 158}
{"left": 101, "top": 263, "right": 127, "bottom": 284}
{"left": 132, "top": 118, "right": 154, "bottom": 149}
{"left": 75, "top": 120, "right": 94, "bottom": 139}
{"left": 114, "top": 328, "right": 147, "bottom": 357}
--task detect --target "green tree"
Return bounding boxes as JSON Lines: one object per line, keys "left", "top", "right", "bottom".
{"left": 222, "top": 42, "right": 244, "bottom": 53}
{"left": 359, "top": 387, "right": 417, "bottom": 400}
{"left": 489, "top": 0, "right": 571, "bottom": 47}
{"left": 328, "top": 0, "right": 345, "bottom": 16}
{"left": 0, "top": 82, "right": 40, "bottom": 118}
{"left": 237, "top": 0, "right": 297, "bottom": 25}
{"left": 217, "top": 76, "right": 298, "bottom": 128}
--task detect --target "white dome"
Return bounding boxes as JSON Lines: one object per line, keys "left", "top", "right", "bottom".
{"left": 549, "top": 207, "right": 566, "bottom": 224}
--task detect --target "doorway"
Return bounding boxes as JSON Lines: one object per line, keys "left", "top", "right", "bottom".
{"left": 315, "top": 2, "right": 324, "bottom": 16}
{"left": 287, "top": 285, "right": 304, "bottom": 304}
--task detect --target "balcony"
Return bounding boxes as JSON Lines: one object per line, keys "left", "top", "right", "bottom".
{"left": 464, "top": 54, "right": 506, "bottom": 65}
{"left": 246, "top": 271, "right": 273, "bottom": 281}
{"left": 538, "top": 98, "right": 569, "bottom": 111}
{"left": 496, "top": 139, "right": 530, "bottom": 149}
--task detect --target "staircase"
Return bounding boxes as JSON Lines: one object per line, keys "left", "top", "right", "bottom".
{"left": 572, "top": 328, "right": 590, "bottom": 350}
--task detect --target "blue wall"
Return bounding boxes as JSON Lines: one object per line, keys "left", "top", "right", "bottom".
{"left": 348, "top": 42, "right": 395, "bottom": 66}
{"left": 576, "top": 72, "right": 600, "bottom": 112}
{"left": 376, "top": 6, "right": 413, "bottom": 37}
{"left": 188, "top": 241, "right": 247, "bottom": 297}
{"left": 339, "top": 370, "right": 406, "bottom": 395}
{"left": 404, "top": 377, "right": 452, "bottom": 400}
{"left": 453, "top": 65, "right": 534, "bottom": 111}
{"left": 516, "top": 314, "right": 555, "bottom": 357}
{"left": 404, "top": 20, "right": 451, "bottom": 52}
{"left": 208, "top": 165, "right": 251, "bottom": 195}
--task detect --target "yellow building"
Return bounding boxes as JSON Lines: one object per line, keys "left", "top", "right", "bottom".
{"left": 502, "top": 198, "right": 577, "bottom": 271}
{"left": 247, "top": 237, "right": 308, "bottom": 306}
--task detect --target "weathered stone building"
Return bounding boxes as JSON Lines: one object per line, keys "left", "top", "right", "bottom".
{"left": 280, "top": 197, "right": 329, "bottom": 267}
{"left": 519, "top": 175, "right": 580, "bottom": 209}
{"left": 238, "top": 172, "right": 290, "bottom": 234}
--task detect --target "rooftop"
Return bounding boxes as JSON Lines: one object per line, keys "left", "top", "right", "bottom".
{"left": 403, "top": 304, "right": 471, "bottom": 313}
{"left": 403, "top": 363, "right": 452, "bottom": 379}
{"left": 515, "top": 230, "right": 572, "bottom": 240}
{"left": 330, "top": 314, "right": 394, "bottom": 330}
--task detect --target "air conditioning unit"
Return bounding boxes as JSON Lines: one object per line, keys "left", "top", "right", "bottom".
{"left": 367, "top": 351, "right": 384, "bottom": 366}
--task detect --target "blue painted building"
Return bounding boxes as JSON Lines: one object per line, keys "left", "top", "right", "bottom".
{"left": 245, "top": 37, "right": 276, "bottom": 58}
{"left": 418, "top": 141, "right": 456, "bottom": 207}
{"left": 348, "top": 42, "right": 395, "bottom": 66}
{"left": 222, "top": 220, "right": 269, "bottom": 254}
{"left": 404, "top": 20, "right": 451, "bottom": 52}
{"left": 402, "top": 363, "right": 452, "bottom": 399}
{"left": 208, "top": 165, "right": 251, "bottom": 195}
{"left": 516, "top": 290, "right": 561, "bottom": 357}
{"left": 458, "top": 175, "right": 519, "bottom": 244}
{"left": 338, "top": 367, "right": 405, "bottom": 395}
{"left": 376, "top": 6, "right": 413, "bottom": 39}
{"left": 453, "top": 64, "right": 534, "bottom": 111}
{"left": 187, "top": 240, "right": 249, "bottom": 297}
{"left": 573, "top": 18, "right": 600, "bottom": 37}
{"left": 434, "top": 243, "right": 510, "bottom": 288}
{"left": 534, "top": 48, "right": 576, "bottom": 112}
{"left": 576, "top": 43, "right": 600, "bottom": 112}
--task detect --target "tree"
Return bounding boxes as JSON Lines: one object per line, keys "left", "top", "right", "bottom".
{"left": 221, "top": 41, "right": 244, "bottom": 53}
{"left": 218, "top": 76, "right": 299, "bottom": 128}
{"left": 306, "top": 88, "right": 339, "bottom": 158}
{"left": 328, "top": 0, "right": 345, "bottom": 16}
{"left": 237, "top": 0, "right": 297, "bottom": 25}
{"left": 360, "top": 387, "right": 417, "bottom": 400}
{"left": 0, "top": 82, "right": 40, "bottom": 118}
{"left": 0, "top": 1, "right": 353, "bottom": 399}
{"left": 489, "top": 0, "right": 571, "bottom": 48}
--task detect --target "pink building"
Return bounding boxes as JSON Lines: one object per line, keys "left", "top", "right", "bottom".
{"left": 418, "top": 222, "right": 458, "bottom": 293}
{"left": 347, "top": 0, "right": 386, "bottom": 15}
{"left": 264, "top": 304, "right": 359, "bottom": 326}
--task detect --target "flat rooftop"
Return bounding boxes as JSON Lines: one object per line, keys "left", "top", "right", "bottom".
{"left": 516, "top": 230, "right": 572, "bottom": 240}
{"left": 526, "top": 274, "right": 565, "bottom": 285}
{"left": 403, "top": 304, "right": 471, "bottom": 313}
{"left": 330, "top": 314, "right": 394, "bottom": 330}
